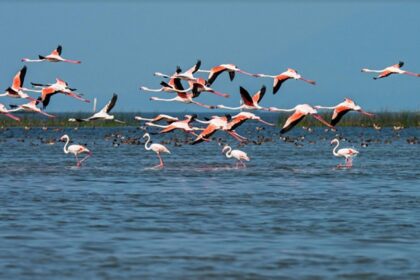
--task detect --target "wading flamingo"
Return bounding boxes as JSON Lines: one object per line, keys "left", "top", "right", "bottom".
{"left": 68, "top": 93, "right": 124, "bottom": 123}
{"left": 22, "top": 45, "right": 81, "bottom": 64}
{"left": 143, "top": 133, "right": 171, "bottom": 168}
{"left": 9, "top": 100, "right": 55, "bottom": 118}
{"left": 314, "top": 98, "right": 374, "bottom": 126}
{"left": 0, "top": 103, "right": 20, "bottom": 121}
{"left": 216, "top": 86, "right": 268, "bottom": 111}
{"left": 222, "top": 145, "right": 250, "bottom": 168}
{"left": 0, "top": 66, "right": 37, "bottom": 102}
{"left": 254, "top": 68, "right": 316, "bottom": 94}
{"left": 197, "top": 64, "right": 256, "bottom": 86}
{"left": 60, "top": 134, "right": 92, "bottom": 167}
{"left": 361, "top": 61, "right": 420, "bottom": 79}
{"left": 269, "top": 104, "right": 333, "bottom": 134}
{"left": 331, "top": 138, "right": 359, "bottom": 168}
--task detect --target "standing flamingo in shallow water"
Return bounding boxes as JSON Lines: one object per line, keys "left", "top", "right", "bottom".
{"left": 331, "top": 138, "right": 359, "bottom": 168}
{"left": 254, "top": 68, "right": 316, "bottom": 94}
{"left": 361, "top": 61, "right": 420, "bottom": 79}
{"left": 22, "top": 45, "right": 81, "bottom": 64}
{"left": 222, "top": 145, "right": 250, "bottom": 168}
{"left": 315, "top": 98, "right": 374, "bottom": 126}
{"left": 60, "top": 134, "right": 92, "bottom": 167}
{"left": 143, "top": 133, "right": 170, "bottom": 168}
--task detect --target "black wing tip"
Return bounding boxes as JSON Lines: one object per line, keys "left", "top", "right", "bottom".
{"left": 399, "top": 61, "right": 404, "bottom": 67}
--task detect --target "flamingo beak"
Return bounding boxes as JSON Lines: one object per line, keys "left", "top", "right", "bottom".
{"left": 312, "top": 114, "right": 333, "bottom": 128}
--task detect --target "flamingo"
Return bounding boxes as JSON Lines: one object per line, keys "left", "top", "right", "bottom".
{"left": 145, "top": 114, "right": 202, "bottom": 136}
{"left": 60, "top": 134, "right": 92, "bottom": 167}
{"left": 254, "top": 68, "right": 316, "bottom": 94}
{"left": 68, "top": 93, "right": 124, "bottom": 123}
{"left": 135, "top": 114, "right": 179, "bottom": 123}
{"left": 197, "top": 64, "right": 255, "bottom": 86}
{"left": 25, "top": 78, "right": 89, "bottom": 109}
{"left": 142, "top": 133, "right": 171, "bottom": 168}
{"left": 222, "top": 145, "right": 250, "bottom": 168}
{"left": 149, "top": 79, "right": 215, "bottom": 109}
{"left": 140, "top": 81, "right": 191, "bottom": 93}
{"left": 0, "top": 66, "right": 38, "bottom": 102}
{"left": 331, "top": 138, "right": 359, "bottom": 168}
{"left": 22, "top": 45, "right": 81, "bottom": 64}
{"left": 361, "top": 61, "right": 420, "bottom": 79}
{"left": 0, "top": 103, "right": 20, "bottom": 121}
{"left": 269, "top": 104, "right": 333, "bottom": 134}
{"left": 192, "top": 114, "right": 246, "bottom": 144}
{"left": 154, "top": 60, "right": 201, "bottom": 82}
{"left": 189, "top": 78, "right": 230, "bottom": 98}
{"left": 9, "top": 100, "right": 55, "bottom": 118}
{"left": 314, "top": 98, "right": 374, "bottom": 126}
{"left": 216, "top": 86, "right": 268, "bottom": 111}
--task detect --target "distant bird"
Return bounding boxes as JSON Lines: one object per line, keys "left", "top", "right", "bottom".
{"left": 135, "top": 114, "right": 179, "bottom": 123}
{"left": 60, "top": 134, "right": 92, "bottom": 167}
{"left": 0, "top": 66, "right": 37, "bottom": 102}
{"left": 22, "top": 45, "right": 81, "bottom": 64}
{"left": 216, "top": 86, "right": 268, "bottom": 111}
{"left": 0, "top": 103, "right": 20, "bottom": 121}
{"left": 314, "top": 98, "right": 374, "bottom": 126}
{"left": 222, "top": 145, "right": 250, "bottom": 168}
{"left": 331, "top": 138, "right": 359, "bottom": 168}
{"left": 68, "top": 93, "right": 124, "bottom": 123}
{"left": 197, "top": 64, "right": 256, "bottom": 86}
{"left": 9, "top": 100, "right": 55, "bottom": 118}
{"left": 373, "top": 123, "right": 382, "bottom": 131}
{"left": 254, "top": 68, "right": 316, "bottom": 94}
{"left": 143, "top": 133, "right": 170, "bottom": 168}
{"left": 154, "top": 60, "right": 201, "bottom": 82}
{"left": 361, "top": 61, "right": 420, "bottom": 79}
{"left": 25, "top": 78, "right": 89, "bottom": 109}
{"left": 145, "top": 114, "right": 202, "bottom": 136}
{"left": 269, "top": 104, "right": 333, "bottom": 134}
{"left": 189, "top": 78, "right": 230, "bottom": 98}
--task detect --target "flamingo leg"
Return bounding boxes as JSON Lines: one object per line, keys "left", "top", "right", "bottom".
{"left": 63, "top": 59, "right": 81, "bottom": 64}
{"left": 191, "top": 101, "right": 215, "bottom": 109}
{"left": 209, "top": 90, "right": 230, "bottom": 98}
{"left": 79, "top": 152, "right": 92, "bottom": 166}
{"left": 154, "top": 153, "right": 164, "bottom": 168}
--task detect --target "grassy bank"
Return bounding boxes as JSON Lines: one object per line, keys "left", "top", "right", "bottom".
{"left": 0, "top": 112, "right": 418, "bottom": 128}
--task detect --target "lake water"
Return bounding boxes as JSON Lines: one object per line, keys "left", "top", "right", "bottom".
{"left": 1, "top": 114, "right": 419, "bottom": 279}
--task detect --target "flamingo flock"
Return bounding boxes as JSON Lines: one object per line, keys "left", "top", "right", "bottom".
{"left": 1, "top": 45, "right": 418, "bottom": 169}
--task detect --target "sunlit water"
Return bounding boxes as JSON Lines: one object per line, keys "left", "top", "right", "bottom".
{"left": 1, "top": 114, "right": 419, "bottom": 279}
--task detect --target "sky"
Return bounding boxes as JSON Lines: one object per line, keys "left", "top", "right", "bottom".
{"left": 1, "top": 1, "right": 419, "bottom": 112}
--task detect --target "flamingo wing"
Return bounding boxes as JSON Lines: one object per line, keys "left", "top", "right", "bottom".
{"left": 12, "top": 66, "right": 27, "bottom": 90}
{"left": 280, "top": 111, "right": 306, "bottom": 134}
{"left": 239, "top": 87, "right": 255, "bottom": 106}
{"left": 186, "top": 60, "right": 201, "bottom": 74}
{"left": 51, "top": 45, "right": 62, "bottom": 56}
{"left": 374, "top": 70, "right": 393, "bottom": 79}
{"left": 252, "top": 85, "right": 266, "bottom": 104}
{"left": 160, "top": 125, "right": 177, "bottom": 134}
{"left": 207, "top": 66, "right": 226, "bottom": 86}
{"left": 99, "top": 93, "right": 118, "bottom": 113}
{"left": 192, "top": 124, "right": 218, "bottom": 144}
{"left": 331, "top": 106, "right": 352, "bottom": 126}
{"left": 273, "top": 75, "right": 290, "bottom": 94}
{"left": 227, "top": 115, "right": 248, "bottom": 131}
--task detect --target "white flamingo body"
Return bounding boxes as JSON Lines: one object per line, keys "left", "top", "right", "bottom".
{"left": 222, "top": 145, "right": 250, "bottom": 168}
{"left": 143, "top": 133, "right": 170, "bottom": 168}
{"left": 331, "top": 138, "right": 359, "bottom": 168}
{"left": 60, "top": 134, "right": 92, "bottom": 167}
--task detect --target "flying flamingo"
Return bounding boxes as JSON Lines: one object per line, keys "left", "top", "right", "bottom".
{"left": 149, "top": 79, "right": 215, "bottom": 109}
{"left": 331, "top": 138, "right": 359, "bottom": 168}
{"left": 197, "top": 64, "right": 256, "bottom": 86}
{"left": 216, "top": 86, "right": 268, "bottom": 111}
{"left": 361, "top": 61, "right": 420, "bottom": 79}
{"left": 68, "top": 93, "right": 124, "bottom": 123}
{"left": 60, "top": 134, "right": 92, "bottom": 167}
{"left": 143, "top": 133, "right": 171, "bottom": 168}
{"left": 254, "top": 68, "right": 316, "bottom": 94}
{"left": 189, "top": 78, "right": 229, "bottom": 98}
{"left": 269, "top": 104, "right": 333, "bottom": 134}
{"left": 154, "top": 60, "right": 201, "bottom": 82}
{"left": 22, "top": 45, "right": 81, "bottom": 64}
{"left": 0, "top": 66, "right": 38, "bottom": 102}
{"left": 135, "top": 114, "right": 179, "bottom": 123}
{"left": 145, "top": 114, "right": 202, "bottom": 136}
{"left": 0, "top": 103, "right": 20, "bottom": 121}
{"left": 9, "top": 100, "right": 55, "bottom": 118}
{"left": 140, "top": 81, "right": 192, "bottom": 93}
{"left": 314, "top": 98, "right": 374, "bottom": 126}
{"left": 192, "top": 114, "right": 246, "bottom": 144}
{"left": 224, "top": 112, "right": 274, "bottom": 142}
{"left": 222, "top": 145, "right": 250, "bottom": 168}
{"left": 25, "top": 78, "right": 89, "bottom": 109}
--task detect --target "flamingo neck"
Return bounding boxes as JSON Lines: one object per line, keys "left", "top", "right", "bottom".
{"left": 63, "top": 137, "right": 70, "bottom": 154}
{"left": 144, "top": 135, "right": 152, "bottom": 151}
{"left": 225, "top": 147, "right": 233, "bottom": 158}
{"left": 332, "top": 141, "right": 340, "bottom": 156}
